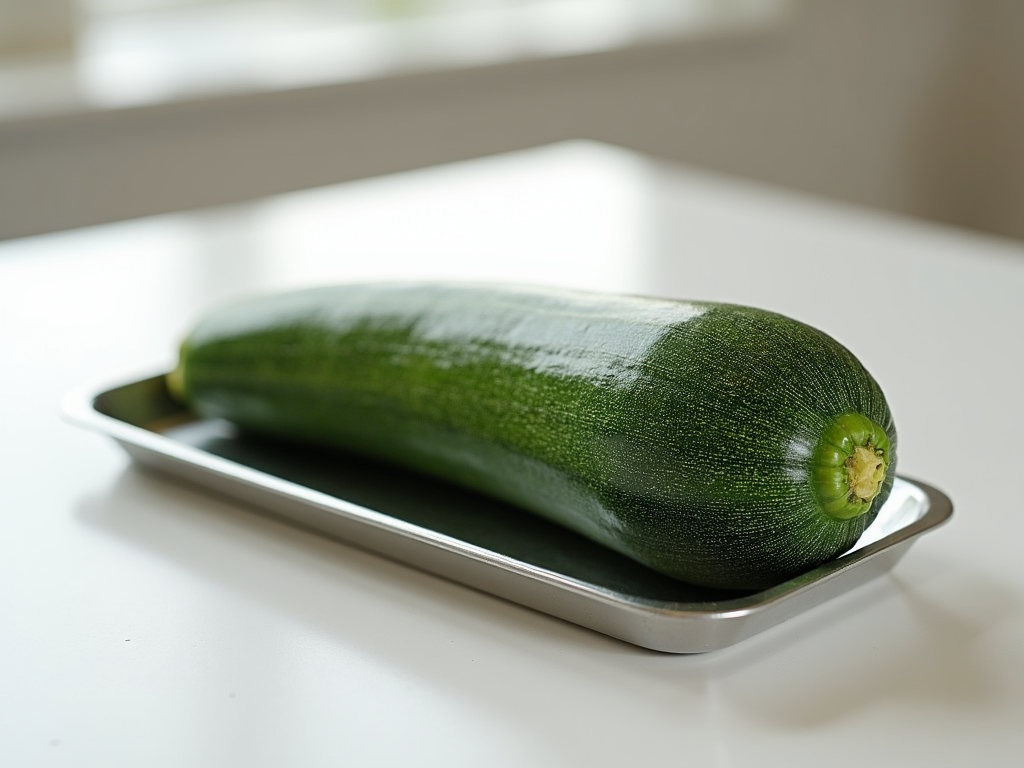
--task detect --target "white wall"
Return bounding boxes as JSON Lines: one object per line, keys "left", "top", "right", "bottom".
{"left": 0, "top": 0, "right": 1021, "bottom": 242}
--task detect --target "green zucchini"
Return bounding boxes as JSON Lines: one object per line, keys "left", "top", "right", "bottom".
{"left": 168, "top": 282, "right": 896, "bottom": 591}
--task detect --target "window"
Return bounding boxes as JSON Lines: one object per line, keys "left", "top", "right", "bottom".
{"left": 3, "top": 1, "right": 782, "bottom": 110}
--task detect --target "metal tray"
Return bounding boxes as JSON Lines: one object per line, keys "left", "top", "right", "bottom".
{"left": 63, "top": 372, "right": 953, "bottom": 653}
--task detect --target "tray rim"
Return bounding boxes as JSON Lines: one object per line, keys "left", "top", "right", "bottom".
{"left": 62, "top": 370, "right": 954, "bottom": 652}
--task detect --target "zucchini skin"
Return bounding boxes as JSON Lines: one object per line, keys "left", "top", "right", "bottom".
{"left": 172, "top": 282, "right": 897, "bottom": 591}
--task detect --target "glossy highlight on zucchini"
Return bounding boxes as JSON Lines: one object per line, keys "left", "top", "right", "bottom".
{"left": 168, "top": 282, "right": 897, "bottom": 591}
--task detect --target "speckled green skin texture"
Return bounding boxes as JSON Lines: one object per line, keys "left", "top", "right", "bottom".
{"left": 174, "top": 282, "right": 897, "bottom": 591}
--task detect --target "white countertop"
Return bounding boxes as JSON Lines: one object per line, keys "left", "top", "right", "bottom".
{"left": 2, "top": 141, "right": 1022, "bottom": 766}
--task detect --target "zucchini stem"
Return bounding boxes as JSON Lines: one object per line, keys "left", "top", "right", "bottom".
{"left": 845, "top": 445, "right": 887, "bottom": 503}
{"left": 811, "top": 412, "right": 893, "bottom": 521}
{"left": 166, "top": 361, "right": 186, "bottom": 403}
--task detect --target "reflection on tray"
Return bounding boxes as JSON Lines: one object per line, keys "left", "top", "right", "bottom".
{"left": 96, "top": 374, "right": 740, "bottom": 603}
{"left": 169, "top": 418, "right": 744, "bottom": 604}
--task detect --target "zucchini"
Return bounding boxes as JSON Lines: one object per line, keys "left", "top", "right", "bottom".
{"left": 168, "top": 282, "right": 896, "bottom": 591}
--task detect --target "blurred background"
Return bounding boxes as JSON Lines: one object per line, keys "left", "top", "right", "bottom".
{"left": 1, "top": 0, "right": 1021, "bottom": 243}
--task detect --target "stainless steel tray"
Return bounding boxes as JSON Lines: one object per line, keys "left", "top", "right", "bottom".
{"left": 64, "top": 372, "right": 953, "bottom": 653}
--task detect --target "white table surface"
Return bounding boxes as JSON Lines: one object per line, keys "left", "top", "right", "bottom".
{"left": 3, "top": 141, "right": 1022, "bottom": 766}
